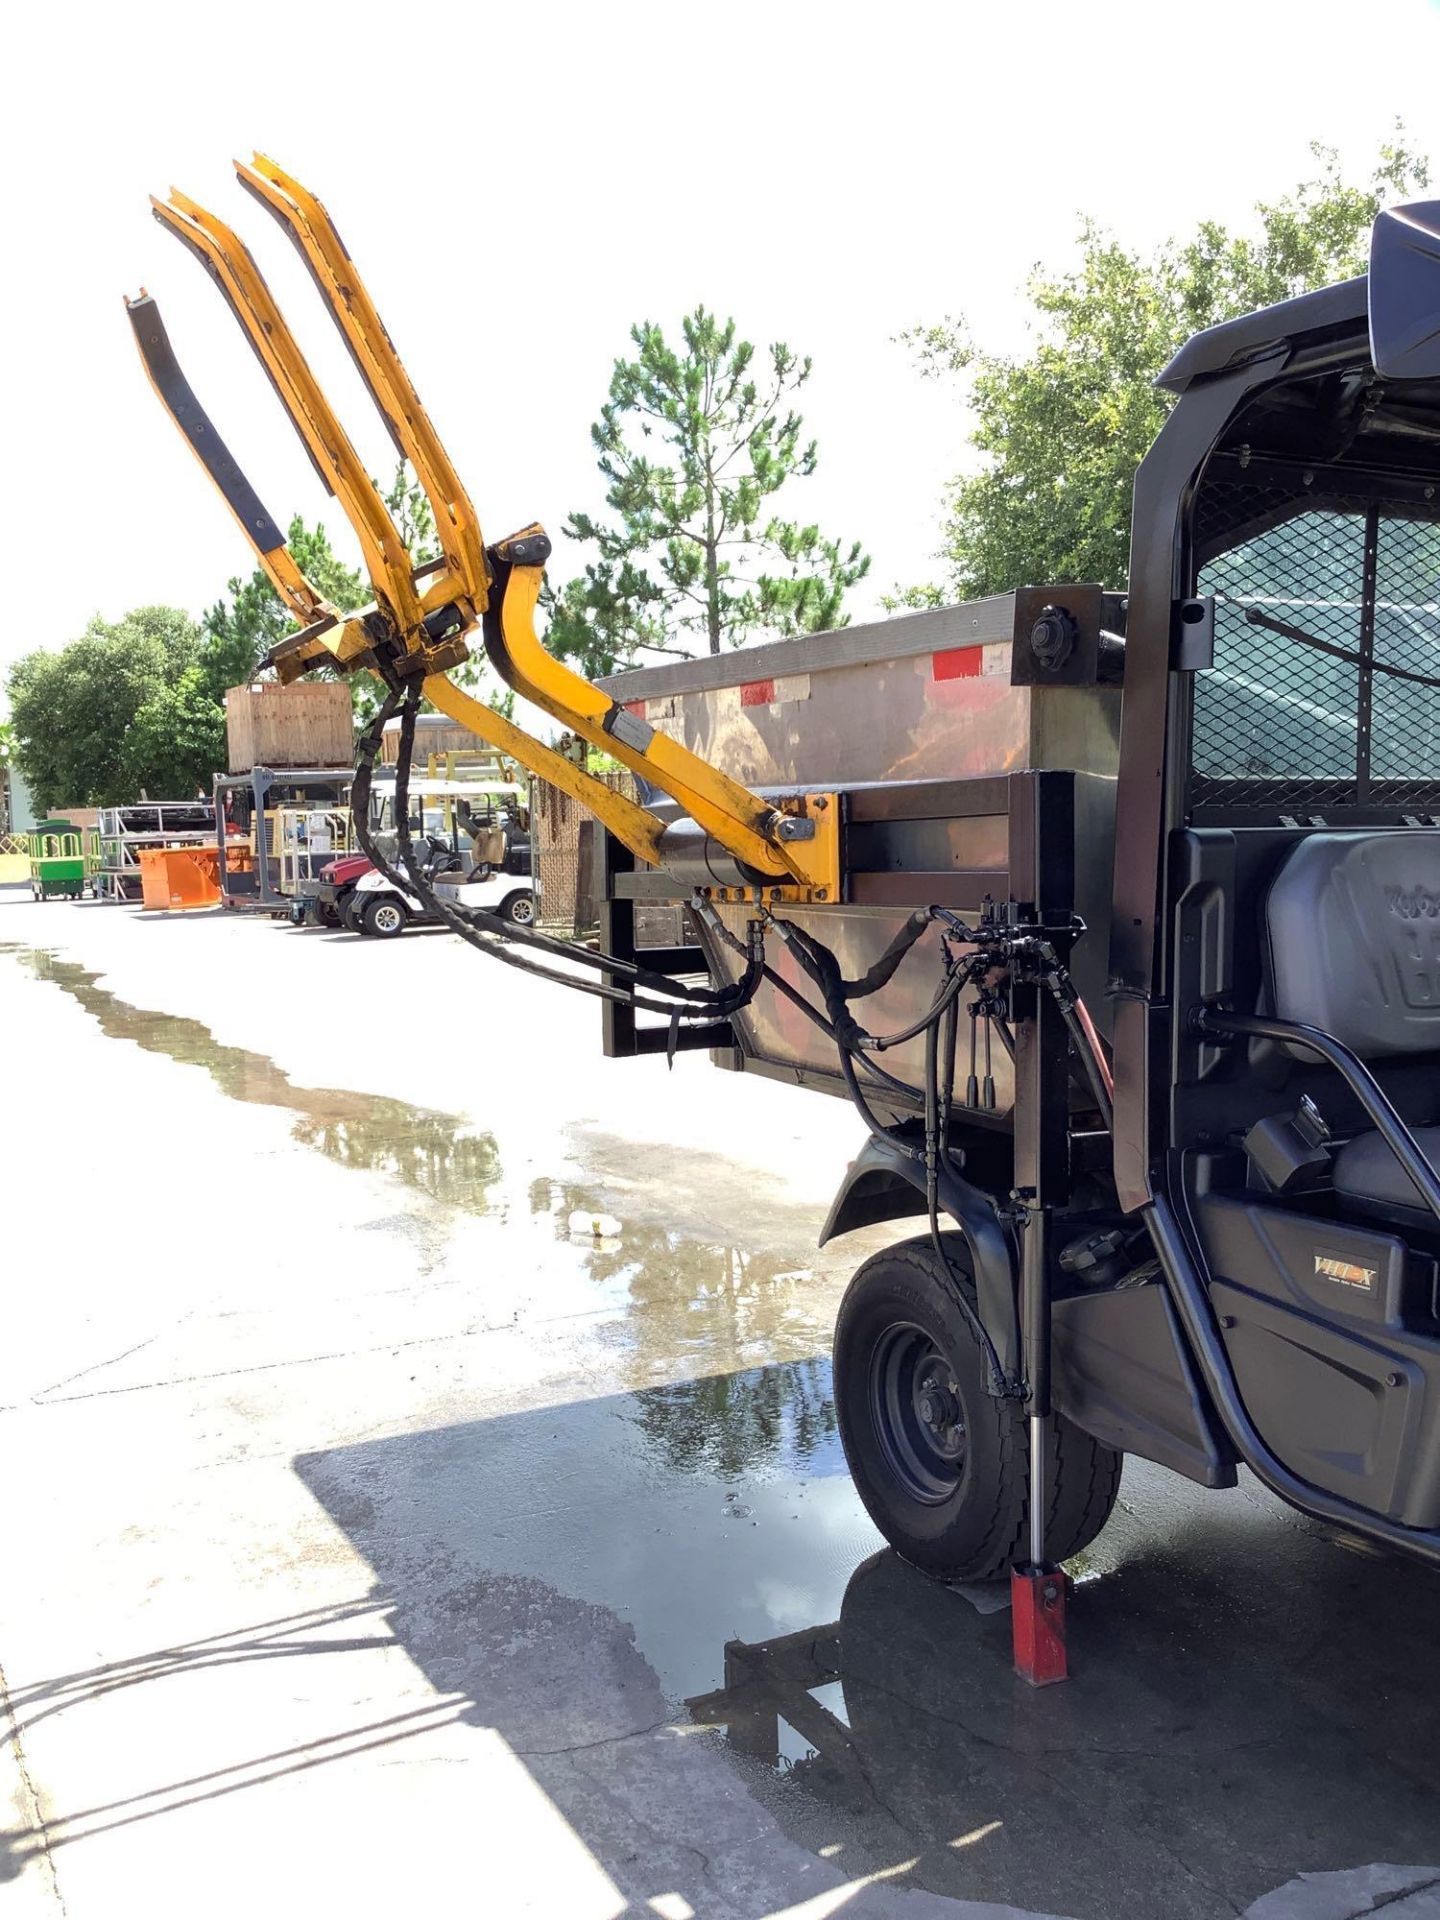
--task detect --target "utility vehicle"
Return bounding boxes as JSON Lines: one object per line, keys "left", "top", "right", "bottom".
{"left": 127, "top": 164, "right": 1440, "bottom": 1673}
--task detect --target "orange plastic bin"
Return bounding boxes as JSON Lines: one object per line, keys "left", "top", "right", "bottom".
{"left": 138, "top": 844, "right": 223, "bottom": 911}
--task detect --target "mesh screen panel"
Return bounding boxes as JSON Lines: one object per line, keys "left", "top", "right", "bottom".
{"left": 1192, "top": 487, "right": 1440, "bottom": 814}
{"left": 1371, "top": 517, "right": 1440, "bottom": 798}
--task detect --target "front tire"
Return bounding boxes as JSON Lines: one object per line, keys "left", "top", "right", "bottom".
{"left": 362, "top": 893, "right": 408, "bottom": 938}
{"left": 833, "top": 1234, "right": 1121, "bottom": 1580}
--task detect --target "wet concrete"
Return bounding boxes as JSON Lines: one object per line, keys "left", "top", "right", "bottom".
{"left": 19, "top": 950, "right": 504, "bottom": 1215}
{"left": 4, "top": 896, "right": 1440, "bottom": 1918}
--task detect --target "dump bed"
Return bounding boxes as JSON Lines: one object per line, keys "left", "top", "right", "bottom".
{"left": 599, "top": 595, "right": 1122, "bottom": 1115}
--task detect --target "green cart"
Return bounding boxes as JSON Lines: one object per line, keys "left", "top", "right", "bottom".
{"left": 29, "top": 820, "right": 96, "bottom": 900}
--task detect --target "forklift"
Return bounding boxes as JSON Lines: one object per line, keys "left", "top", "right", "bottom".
{"left": 126, "top": 164, "right": 1440, "bottom": 1681}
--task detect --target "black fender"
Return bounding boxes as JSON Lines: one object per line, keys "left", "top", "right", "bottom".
{"left": 820, "top": 1135, "right": 1021, "bottom": 1385}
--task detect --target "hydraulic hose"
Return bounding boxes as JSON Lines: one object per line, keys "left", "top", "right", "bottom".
{"left": 351, "top": 678, "right": 765, "bottom": 1020}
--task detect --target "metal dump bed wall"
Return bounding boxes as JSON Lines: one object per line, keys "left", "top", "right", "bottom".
{"left": 598, "top": 598, "right": 1121, "bottom": 790}
{"left": 601, "top": 600, "right": 1121, "bottom": 1113}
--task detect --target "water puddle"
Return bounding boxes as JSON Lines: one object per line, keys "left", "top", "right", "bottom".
{"left": 528, "top": 1174, "right": 830, "bottom": 1378}
{"left": 12, "top": 949, "right": 503, "bottom": 1216}
{"left": 6, "top": 949, "right": 842, "bottom": 1380}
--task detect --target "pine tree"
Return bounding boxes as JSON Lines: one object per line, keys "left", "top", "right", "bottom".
{"left": 549, "top": 308, "right": 869, "bottom": 674}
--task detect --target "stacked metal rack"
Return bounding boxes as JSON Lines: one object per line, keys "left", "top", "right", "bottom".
{"left": 95, "top": 801, "right": 217, "bottom": 903}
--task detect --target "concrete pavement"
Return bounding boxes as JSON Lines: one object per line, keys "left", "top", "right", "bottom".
{"left": 3, "top": 890, "right": 1439, "bottom": 1919}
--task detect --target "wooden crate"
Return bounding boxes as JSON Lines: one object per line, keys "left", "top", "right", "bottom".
{"left": 225, "top": 682, "right": 353, "bottom": 773}
{"left": 381, "top": 711, "right": 485, "bottom": 764}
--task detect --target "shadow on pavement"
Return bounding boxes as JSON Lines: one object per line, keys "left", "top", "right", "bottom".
{"left": 7, "top": 1356, "right": 1440, "bottom": 1915}
{"left": 284, "top": 1367, "right": 1440, "bottom": 1919}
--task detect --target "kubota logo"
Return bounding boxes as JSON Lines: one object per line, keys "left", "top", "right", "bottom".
{"left": 1386, "top": 886, "right": 1440, "bottom": 920}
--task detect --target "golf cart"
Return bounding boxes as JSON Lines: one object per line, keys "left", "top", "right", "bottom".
{"left": 296, "top": 776, "right": 533, "bottom": 936}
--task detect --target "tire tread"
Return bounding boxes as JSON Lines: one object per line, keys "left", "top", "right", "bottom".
{"left": 834, "top": 1234, "right": 1122, "bottom": 1581}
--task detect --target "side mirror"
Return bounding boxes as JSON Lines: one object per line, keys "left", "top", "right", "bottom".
{"left": 1369, "top": 199, "right": 1440, "bottom": 379}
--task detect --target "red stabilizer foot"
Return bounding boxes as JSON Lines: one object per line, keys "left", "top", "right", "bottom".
{"left": 1011, "top": 1563, "right": 1068, "bottom": 1685}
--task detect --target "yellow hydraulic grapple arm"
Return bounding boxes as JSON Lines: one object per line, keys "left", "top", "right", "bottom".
{"left": 127, "top": 158, "right": 839, "bottom": 902}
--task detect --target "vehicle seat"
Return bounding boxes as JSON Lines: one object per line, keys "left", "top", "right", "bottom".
{"left": 1265, "top": 831, "right": 1440, "bottom": 1217}
{"left": 471, "top": 825, "right": 507, "bottom": 869}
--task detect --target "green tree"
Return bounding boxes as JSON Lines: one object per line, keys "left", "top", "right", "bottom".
{"left": 902, "top": 137, "right": 1431, "bottom": 601}
{"left": 382, "top": 458, "right": 437, "bottom": 565}
{"left": 549, "top": 307, "right": 870, "bottom": 673}
{"left": 126, "top": 666, "right": 227, "bottom": 799}
{"left": 7, "top": 607, "right": 209, "bottom": 810}
{"left": 198, "top": 514, "right": 368, "bottom": 703}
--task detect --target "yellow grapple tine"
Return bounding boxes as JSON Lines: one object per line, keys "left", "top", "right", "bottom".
{"left": 151, "top": 190, "right": 425, "bottom": 648}
{"left": 123, "top": 291, "right": 324, "bottom": 624}
{"left": 422, "top": 674, "right": 665, "bottom": 865}
{"left": 123, "top": 289, "right": 375, "bottom": 673}
{"left": 225, "top": 166, "right": 819, "bottom": 884}
{"left": 235, "top": 155, "right": 489, "bottom": 615}
{"left": 484, "top": 538, "right": 819, "bottom": 885}
{"left": 131, "top": 162, "right": 839, "bottom": 898}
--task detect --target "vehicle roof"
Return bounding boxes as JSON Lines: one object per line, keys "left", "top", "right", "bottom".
{"left": 369, "top": 777, "right": 524, "bottom": 797}
{"left": 1157, "top": 277, "right": 1369, "bottom": 394}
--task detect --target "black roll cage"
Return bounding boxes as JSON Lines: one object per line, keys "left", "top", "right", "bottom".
{"left": 1109, "top": 234, "right": 1440, "bottom": 1568}
{"left": 1110, "top": 271, "right": 1440, "bottom": 1211}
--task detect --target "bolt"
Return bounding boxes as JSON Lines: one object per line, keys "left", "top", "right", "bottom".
{"left": 1387, "top": 1371, "right": 1404, "bottom": 1388}
{"left": 814, "top": 797, "right": 828, "bottom": 811}
{"left": 815, "top": 888, "right": 828, "bottom": 902}
{"left": 1220, "top": 1314, "right": 1236, "bottom": 1330}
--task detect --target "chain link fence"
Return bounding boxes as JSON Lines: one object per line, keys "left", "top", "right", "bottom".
{"left": 531, "top": 770, "right": 695, "bottom": 948}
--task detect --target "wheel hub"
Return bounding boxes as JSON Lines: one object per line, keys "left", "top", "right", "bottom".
{"left": 918, "top": 1374, "right": 961, "bottom": 1434}
{"left": 869, "top": 1324, "right": 968, "bottom": 1504}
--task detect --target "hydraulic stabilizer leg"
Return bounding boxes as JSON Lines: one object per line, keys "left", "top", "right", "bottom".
{"left": 1012, "top": 1204, "right": 1068, "bottom": 1686}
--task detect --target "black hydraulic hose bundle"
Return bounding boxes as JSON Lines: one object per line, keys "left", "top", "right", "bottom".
{"left": 348, "top": 677, "right": 765, "bottom": 1022}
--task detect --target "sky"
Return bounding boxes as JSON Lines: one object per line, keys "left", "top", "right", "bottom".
{"left": 5, "top": 0, "right": 1440, "bottom": 698}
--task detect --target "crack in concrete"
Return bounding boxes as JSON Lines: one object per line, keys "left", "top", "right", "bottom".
{"left": 13, "top": 1319, "right": 529, "bottom": 1407}
{"left": 30, "top": 1335, "right": 164, "bottom": 1400}
{"left": 779, "top": 1653, "right": 1261, "bottom": 1912}
{"left": 540, "top": 1751, "right": 726, "bottom": 1902}
{"left": 0, "top": 1654, "right": 67, "bottom": 1913}
{"left": 514, "top": 1715, "right": 679, "bottom": 1758}
{"left": 1014, "top": 1737, "right": 1245, "bottom": 1918}
{"left": 1359, "top": 1875, "right": 1440, "bottom": 1917}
